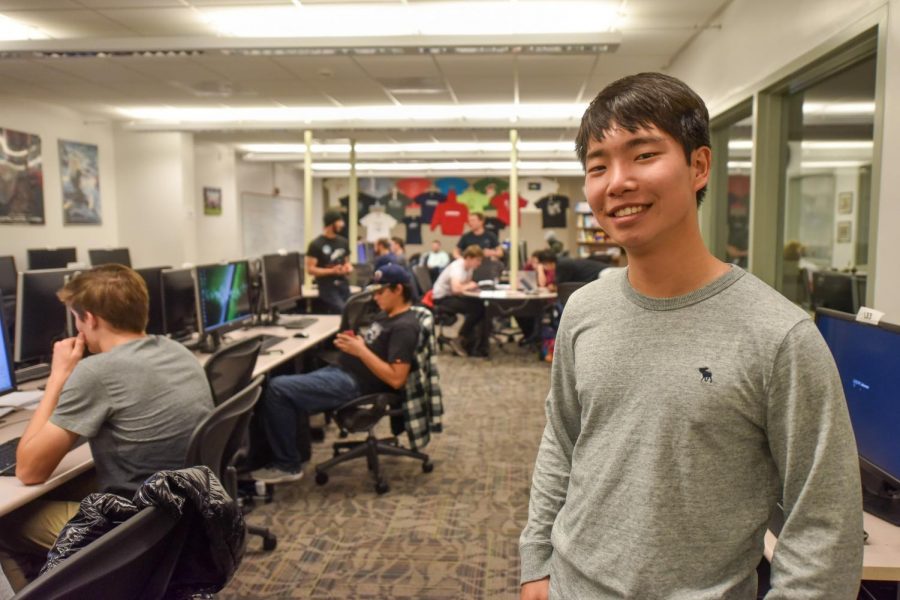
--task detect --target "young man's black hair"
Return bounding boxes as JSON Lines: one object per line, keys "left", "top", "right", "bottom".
{"left": 574, "top": 72, "right": 711, "bottom": 205}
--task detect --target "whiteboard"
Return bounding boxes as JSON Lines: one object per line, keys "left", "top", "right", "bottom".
{"left": 241, "top": 192, "right": 305, "bottom": 257}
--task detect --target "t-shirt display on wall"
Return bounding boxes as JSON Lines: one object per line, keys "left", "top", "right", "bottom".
{"left": 484, "top": 216, "right": 507, "bottom": 235}
{"left": 472, "top": 176, "right": 509, "bottom": 197}
{"left": 535, "top": 194, "right": 570, "bottom": 228}
{"left": 414, "top": 191, "right": 446, "bottom": 223}
{"left": 457, "top": 189, "right": 491, "bottom": 213}
{"left": 395, "top": 177, "right": 432, "bottom": 200}
{"left": 520, "top": 177, "right": 560, "bottom": 205}
{"left": 490, "top": 192, "right": 528, "bottom": 225}
{"left": 402, "top": 215, "right": 423, "bottom": 245}
{"left": 241, "top": 192, "right": 304, "bottom": 258}
{"left": 429, "top": 198, "right": 468, "bottom": 235}
{"left": 434, "top": 176, "right": 469, "bottom": 196}
{"left": 339, "top": 192, "right": 378, "bottom": 220}
{"left": 378, "top": 192, "right": 410, "bottom": 220}
{"left": 360, "top": 210, "right": 398, "bottom": 242}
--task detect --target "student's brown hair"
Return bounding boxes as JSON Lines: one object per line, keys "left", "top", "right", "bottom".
{"left": 57, "top": 264, "right": 149, "bottom": 334}
{"left": 462, "top": 245, "right": 484, "bottom": 259}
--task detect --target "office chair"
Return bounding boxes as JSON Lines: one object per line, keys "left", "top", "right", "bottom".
{"left": 203, "top": 336, "right": 262, "bottom": 407}
{"left": 314, "top": 308, "right": 435, "bottom": 495}
{"left": 186, "top": 374, "right": 277, "bottom": 551}
{"left": 411, "top": 264, "right": 433, "bottom": 295}
{"left": 15, "top": 505, "right": 189, "bottom": 600}
{"left": 350, "top": 262, "right": 375, "bottom": 288}
{"left": 557, "top": 281, "right": 588, "bottom": 309}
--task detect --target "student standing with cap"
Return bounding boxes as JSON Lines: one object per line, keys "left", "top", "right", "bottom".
{"left": 252, "top": 263, "right": 420, "bottom": 483}
{"left": 306, "top": 209, "right": 353, "bottom": 314}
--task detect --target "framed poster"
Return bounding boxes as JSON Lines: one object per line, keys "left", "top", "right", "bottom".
{"left": 836, "top": 220, "right": 852, "bottom": 243}
{"left": 59, "top": 140, "right": 101, "bottom": 225}
{"left": 837, "top": 191, "right": 853, "bottom": 215}
{"left": 203, "top": 186, "right": 222, "bottom": 215}
{"left": 0, "top": 127, "right": 44, "bottom": 224}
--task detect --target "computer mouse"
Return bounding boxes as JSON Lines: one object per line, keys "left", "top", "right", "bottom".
{"left": 293, "top": 332, "right": 309, "bottom": 339}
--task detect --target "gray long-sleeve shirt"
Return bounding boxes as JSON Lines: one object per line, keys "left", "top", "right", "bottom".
{"left": 520, "top": 266, "right": 863, "bottom": 599}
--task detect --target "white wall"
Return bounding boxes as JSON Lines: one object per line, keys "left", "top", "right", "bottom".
{"left": 0, "top": 98, "right": 118, "bottom": 270}
{"left": 114, "top": 129, "right": 196, "bottom": 269}
{"left": 668, "top": 0, "right": 900, "bottom": 319}
{"left": 194, "top": 142, "right": 240, "bottom": 264}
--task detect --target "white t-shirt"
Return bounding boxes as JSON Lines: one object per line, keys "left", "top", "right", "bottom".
{"left": 360, "top": 211, "right": 398, "bottom": 242}
{"left": 424, "top": 250, "right": 451, "bottom": 269}
{"left": 433, "top": 258, "right": 472, "bottom": 300}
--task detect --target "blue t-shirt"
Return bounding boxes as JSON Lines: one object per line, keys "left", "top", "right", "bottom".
{"left": 414, "top": 191, "right": 446, "bottom": 224}
{"left": 403, "top": 215, "right": 423, "bottom": 244}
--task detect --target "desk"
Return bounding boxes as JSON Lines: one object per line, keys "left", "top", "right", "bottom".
{"left": 463, "top": 288, "right": 557, "bottom": 356}
{"left": 764, "top": 512, "right": 900, "bottom": 581}
{"left": 0, "top": 411, "right": 93, "bottom": 517}
{"left": 0, "top": 316, "right": 340, "bottom": 516}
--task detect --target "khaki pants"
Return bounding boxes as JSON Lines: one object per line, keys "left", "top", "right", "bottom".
{"left": 0, "top": 471, "right": 96, "bottom": 592}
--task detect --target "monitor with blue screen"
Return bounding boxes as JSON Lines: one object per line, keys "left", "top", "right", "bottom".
{"left": 0, "top": 291, "right": 14, "bottom": 396}
{"left": 815, "top": 308, "right": 900, "bottom": 525}
{"left": 195, "top": 261, "right": 252, "bottom": 350}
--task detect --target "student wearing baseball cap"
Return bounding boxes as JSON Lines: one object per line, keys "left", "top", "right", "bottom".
{"left": 252, "top": 263, "right": 421, "bottom": 484}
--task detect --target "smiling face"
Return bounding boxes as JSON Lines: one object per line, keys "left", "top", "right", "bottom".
{"left": 583, "top": 123, "right": 710, "bottom": 256}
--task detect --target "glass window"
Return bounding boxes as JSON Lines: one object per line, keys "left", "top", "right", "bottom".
{"left": 709, "top": 109, "right": 753, "bottom": 268}
{"left": 780, "top": 55, "right": 876, "bottom": 308}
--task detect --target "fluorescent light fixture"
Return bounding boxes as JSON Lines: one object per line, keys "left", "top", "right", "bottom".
{"left": 802, "top": 102, "right": 875, "bottom": 115}
{"left": 728, "top": 159, "right": 869, "bottom": 170}
{"left": 239, "top": 141, "right": 575, "bottom": 155}
{"left": 0, "top": 15, "right": 49, "bottom": 41}
{"left": 202, "top": 2, "right": 621, "bottom": 38}
{"left": 119, "top": 103, "right": 587, "bottom": 126}
{"left": 728, "top": 139, "right": 873, "bottom": 151}
{"left": 727, "top": 161, "right": 753, "bottom": 170}
{"left": 304, "top": 160, "right": 583, "bottom": 172}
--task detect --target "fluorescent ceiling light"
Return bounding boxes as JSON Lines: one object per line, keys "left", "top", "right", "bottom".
{"left": 201, "top": 2, "right": 621, "bottom": 38}
{"left": 728, "top": 140, "right": 873, "bottom": 151}
{"left": 0, "top": 15, "right": 49, "bottom": 41}
{"left": 802, "top": 102, "right": 875, "bottom": 115}
{"left": 306, "top": 160, "right": 583, "bottom": 172}
{"left": 239, "top": 141, "right": 575, "bottom": 155}
{"left": 119, "top": 103, "right": 587, "bottom": 126}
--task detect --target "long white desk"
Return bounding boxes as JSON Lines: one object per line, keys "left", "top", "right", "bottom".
{"left": 0, "top": 315, "right": 340, "bottom": 517}
{"left": 765, "top": 512, "right": 900, "bottom": 581}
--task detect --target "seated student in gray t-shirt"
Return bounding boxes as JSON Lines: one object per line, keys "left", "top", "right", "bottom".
{"left": 0, "top": 265, "right": 213, "bottom": 592}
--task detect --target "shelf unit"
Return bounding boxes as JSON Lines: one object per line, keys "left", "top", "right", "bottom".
{"left": 574, "top": 205, "right": 618, "bottom": 258}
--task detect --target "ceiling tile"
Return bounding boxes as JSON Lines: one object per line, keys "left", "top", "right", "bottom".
{"left": 518, "top": 76, "right": 584, "bottom": 103}
{"left": 4, "top": 9, "right": 136, "bottom": 37}
{"left": 271, "top": 56, "right": 371, "bottom": 81}
{"left": 515, "top": 55, "right": 596, "bottom": 79}
{"left": 312, "top": 80, "right": 392, "bottom": 105}
{"left": 353, "top": 55, "right": 440, "bottom": 80}
{"left": 434, "top": 55, "right": 516, "bottom": 78}
{"left": 191, "top": 55, "right": 297, "bottom": 82}
{"left": 96, "top": 8, "right": 213, "bottom": 36}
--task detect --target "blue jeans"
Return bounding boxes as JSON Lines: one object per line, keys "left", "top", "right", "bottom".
{"left": 261, "top": 366, "right": 360, "bottom": 471}
{"left": 316, "top": 279, "right": 350, "bottom": 314}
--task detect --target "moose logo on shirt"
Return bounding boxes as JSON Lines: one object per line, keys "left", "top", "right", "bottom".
{"left": 699, "top": 367, "right": 713, "bottom": 383}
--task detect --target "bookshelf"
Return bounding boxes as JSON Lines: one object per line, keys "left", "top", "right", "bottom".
{"left": 574, "top": 202, "right": 618, "bottom": 258}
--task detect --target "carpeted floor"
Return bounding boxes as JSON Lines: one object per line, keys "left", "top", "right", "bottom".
{"left": 219, "top": 345, "right": 551, "bottom": 599}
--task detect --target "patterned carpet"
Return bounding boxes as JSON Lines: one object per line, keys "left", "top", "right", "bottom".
{"left": 219, "top": 345, "right": 551, "bottom": 599}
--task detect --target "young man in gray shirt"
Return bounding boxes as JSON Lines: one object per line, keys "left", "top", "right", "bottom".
{"left": 0, "top": 265, "right": 213, "bottom": 590}
{"left": 519, "top": 73, "right": 863, "bottom": 599}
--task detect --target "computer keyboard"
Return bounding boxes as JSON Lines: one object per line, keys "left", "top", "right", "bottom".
{"left": 14, "top": 363, "right": 51, "bottom": 384}
{"left": 0, "top": 436, "right": 21, "bottom": 476}
{"left": 258, "top": 335, "right": 287, "bottom": 352}
{"left": 281, "top": 316, "right": 318, "bottom": 330}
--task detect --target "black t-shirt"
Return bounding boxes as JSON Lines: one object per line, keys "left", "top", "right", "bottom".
{"left": 307, "top": 234, "right": 350, "bottom": 285}
{"left": 456, "top": 230, "right": 499, "bottom": 252}
{"left": 338, "top": 310, "right": 420, "bottom": 395}
{"left": 483, "top": 216, "right": 507, "bottom": 235}
{"left": 414, "top": 191, "right": 446, "bottom": 224}
{"left": 339, "top": 193, "right": 378, "bottom": 221}
{"left": 535, "top": 194, "right": 570, "bottom": 228}
{"left": 555, "top": 257, "right": 607, "bottom": 284}
{"left": 403, "top": 215, "right": 423, "bottom": 244}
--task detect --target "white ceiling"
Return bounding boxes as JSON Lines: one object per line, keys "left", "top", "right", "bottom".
{"left": 0, "top": 0, "right": 730, "bottom": 150}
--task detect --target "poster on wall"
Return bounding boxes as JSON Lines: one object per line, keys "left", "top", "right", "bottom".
{"left": 59, "top": 140, "right": 101, "bottom": 225}
{"left": 203, "top": 186, "right": 222, "bottom": 215}
{"left": 0, "top": 127, "right": 44, "bottom": 225}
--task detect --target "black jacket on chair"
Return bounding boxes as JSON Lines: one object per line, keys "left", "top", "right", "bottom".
{"left": 42, "top": 466, "right": 246, "bottom": 599}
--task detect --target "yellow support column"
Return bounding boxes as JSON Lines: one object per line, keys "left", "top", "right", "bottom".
{"left": 349, "top": 139, "right": 358, "bottom": 263}
{"left": 509, "top": 129, "right": 519, "bottom": 289}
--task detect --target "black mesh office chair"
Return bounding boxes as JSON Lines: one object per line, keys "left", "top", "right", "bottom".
{"left": 350, "top": 263, "right": 375, "bottom": 288}
{"left": 557, "top": 281, "right": 588, "bottom": 309}
{"left": 14, "top": 505, "right": 189, "bottom": 600}
{"left": 203, "top": 336, "right": 262, "bottom": 406}
{"left": 187, "top": 373, "right": 276, "bottom": 551}
{"left": 411, "top": 264, "right": 433, "bottom": 295}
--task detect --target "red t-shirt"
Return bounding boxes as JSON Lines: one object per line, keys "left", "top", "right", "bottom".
{"left": 490, "top": 192, "right": 528, "bottom": 225}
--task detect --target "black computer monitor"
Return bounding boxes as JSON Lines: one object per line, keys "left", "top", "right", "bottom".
{"left": 14, "top": 269, "right": 74, "bottom": 364}
{"left": 0, "top": 291, "right": 14, "bottom": 395}
{"left": 135, "top": 266, "right": 168, "bottom": 335}
{"left": 162, "top": 268, "right": 198, "bottom": 342}
{"left": 195, "top": 261, "right": 252, "bottom": 348}
{"left": 261, "top": 252, "right": 303, "bottom": 312}
{"left": 88, "top": 247, "right": 132, "bottom": 267}
{"left": 810, "top": 271, "right": 854, "bottom": 313}
{"left": 816, "top": 308, "right": 900, "bottom": 525}
{"left": 27, "top": 247, "right": 77, "bottom": 270}
{"left": 0, "top": 256, "right": 16, "bottom": 300}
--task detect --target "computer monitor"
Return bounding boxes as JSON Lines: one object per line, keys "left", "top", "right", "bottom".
{"left": 27, "top": 247, "right": 77, "bottom": 270}
{"left": 162, "top": 268, "right": 198, "bottom": 342}
{"left": 0, "top": 256, "right": 16, "bottom": 300}
{"left": 89, "top": 247, "right": 132, "bottom": 267}
{"left": 810, "top": 271, "right": 854, "bottom": 313}
{"left": 0, "top": 291, "right": 14, "bottom": 396}
{"left": 195, "top": 261, "right": 252, "bottom": 348}
{"left": 14, "top": 269, "right": 74, "bottom": 364}
{"left": 135, "top": 266, "right": 169, "bottom": 335}
{"left": 815, "top": 308, "right": 900, "bottom": 525}
{"left": 261, "top": 252, "right": 303, "bottom": 312}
